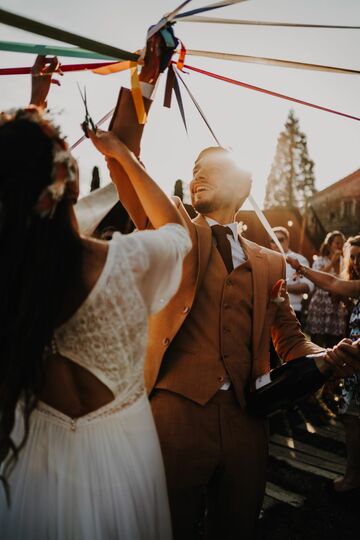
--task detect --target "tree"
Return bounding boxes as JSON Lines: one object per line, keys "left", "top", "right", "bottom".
{"left": 264, "top": 110, "right": 316, "bottom": 212}
{"left": 90, "top": 166, "right": 101, "bottom": 192}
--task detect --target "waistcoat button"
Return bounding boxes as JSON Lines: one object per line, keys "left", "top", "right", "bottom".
{"left": 162, "top": 337, "right": 170, "bottom": 347}
{"left": 226, "top": 279, "right": 232, "bottom": 286}
{"left": 217, "top": 376, "right": 224, "bottom": 382}
{"left": 182, "top": 306, "right": 190, "bottom": 314}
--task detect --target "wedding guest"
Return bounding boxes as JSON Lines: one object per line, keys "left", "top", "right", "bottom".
{"left": 0, "top": 56, "right": 190, "bottom": 540}
{"left": 306, "top": 231, "right": 347, "bottom": 347}
{"left": 269, "top": 226, "right": 314, "bottom": 369}
{"left": 270, "top": 226, "right": 314, "bottom": 322}
{"left": 289, "top": 235, "right": 360, "bottom": 495}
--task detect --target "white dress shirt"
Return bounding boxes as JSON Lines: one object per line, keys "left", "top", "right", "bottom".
{"left": 285, "top": 250, "right": 314, "bottom": 312}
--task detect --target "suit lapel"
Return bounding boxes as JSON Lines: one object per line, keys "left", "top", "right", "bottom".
{"left": 193, "top": 214, "right": 213, "bottom": 292}
{"left": 241, "top": 237, "right": 268, "bottom": 359}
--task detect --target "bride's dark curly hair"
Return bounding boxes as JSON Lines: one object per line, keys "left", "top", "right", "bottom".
{"left": 0, "top": 116, "right": 83, "bottom": 502}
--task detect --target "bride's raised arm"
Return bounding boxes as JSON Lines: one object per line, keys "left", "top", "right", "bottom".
{"left": 89, "top": 129, "right": 188, "bottom": 232}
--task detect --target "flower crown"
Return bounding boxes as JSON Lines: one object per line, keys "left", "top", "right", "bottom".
{"left": 0, "top": 106, "right": 77, "bottom": 218}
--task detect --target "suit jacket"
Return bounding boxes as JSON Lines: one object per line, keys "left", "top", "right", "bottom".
{"left": 107, "top": 88, "right": 323, "bottom": 395}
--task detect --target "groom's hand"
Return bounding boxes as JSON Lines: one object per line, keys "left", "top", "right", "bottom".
{"left": 322, "top": 338, "right": 360, "bottom": 378}
{"left": 139, "top": 25, "right": 178, "bottom": 85}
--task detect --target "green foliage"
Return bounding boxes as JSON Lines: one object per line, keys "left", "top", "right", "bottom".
{"left": 264, "top": 110, "right": 316, "bottom": 212}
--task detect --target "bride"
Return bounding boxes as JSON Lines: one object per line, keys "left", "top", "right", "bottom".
{"left": 0, "top": 104, "right": 190, "bottom": 538}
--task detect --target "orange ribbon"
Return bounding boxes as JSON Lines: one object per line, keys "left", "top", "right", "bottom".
{"left": 130, "top": 62, "right": 147, "bottom": 124}
{"left": 176, "top": 41, "right": 186, "bottom": 71}
{"left": 92, "top": 60, "right": 132, "bottom": 75}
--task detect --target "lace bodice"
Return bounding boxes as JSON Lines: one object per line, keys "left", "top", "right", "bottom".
{"left": 54, "top": 224, "right": 191, "bottom": 405}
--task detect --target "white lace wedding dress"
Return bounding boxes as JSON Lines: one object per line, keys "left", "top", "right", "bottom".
{"left": 0, "top": 223, "right": 191, "bottom": 540}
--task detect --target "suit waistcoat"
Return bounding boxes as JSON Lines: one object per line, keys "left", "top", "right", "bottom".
{"left": 155, "top": 239, "right": 253, "bottom": 407}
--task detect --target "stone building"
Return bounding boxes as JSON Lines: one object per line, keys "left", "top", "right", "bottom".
{"left": 308, "top": 168, "right": 360, "bottom": 238}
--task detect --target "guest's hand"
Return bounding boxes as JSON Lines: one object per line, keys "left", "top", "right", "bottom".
{"left": 30, "top": 55, "right": 62, "bottom": 108}
{"left": 287, "top": 256, "right": 302, "bottom": 272}
{"left": 321, "top": 338, "right": 360, "bottom": 378}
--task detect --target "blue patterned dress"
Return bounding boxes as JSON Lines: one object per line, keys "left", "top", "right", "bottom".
{"left": 338, "top": 299, "right": 360, "bottom": 416}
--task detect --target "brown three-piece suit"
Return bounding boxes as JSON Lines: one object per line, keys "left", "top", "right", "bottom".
{"left": 108, "top": 88, "right": 323, "bottom": 539}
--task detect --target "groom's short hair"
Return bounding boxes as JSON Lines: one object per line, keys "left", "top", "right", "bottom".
{"left": 194, "top": 146, "right": 230, "bottom": 167}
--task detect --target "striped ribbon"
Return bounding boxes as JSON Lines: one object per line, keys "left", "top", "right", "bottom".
{"left": 176, "top": 15, "right": 360, "bottom": 30}
{"left": 0, "top": 8, "right": 139, "bottom": 62}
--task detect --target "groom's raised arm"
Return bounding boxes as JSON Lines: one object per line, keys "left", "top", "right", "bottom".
{"left": 106, "top": 87, "right": 153, "bottom": 230}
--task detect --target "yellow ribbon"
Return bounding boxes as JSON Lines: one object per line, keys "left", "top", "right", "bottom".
{"left": 92, "top": 60, "right": 132, "bottom": 75}
{"left": 130, "top": 62, "right": 147, "bottom": 125}
{"left": 92, "top": 59, "right": 146, "bottom": 124}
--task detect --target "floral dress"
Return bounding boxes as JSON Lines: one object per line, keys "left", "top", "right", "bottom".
{"left": 338, "top": 298, "right": 360, "bottom": 416}
{"left": 306, "top": 256, "right": 346, "bottom": 336}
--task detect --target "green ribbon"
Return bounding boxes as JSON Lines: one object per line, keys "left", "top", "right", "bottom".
{"left": 0, "top": 8, "right": 139, "bottom": 62}
{"left": 0, "top": 40, "right": 117, "bottom": 60}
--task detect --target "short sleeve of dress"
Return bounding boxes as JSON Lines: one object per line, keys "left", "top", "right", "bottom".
{"left": 111, "top": 224, "right": 191, "bottom": 314}
{"left": 312, "top": 256, "right": 327, "bottom": 271}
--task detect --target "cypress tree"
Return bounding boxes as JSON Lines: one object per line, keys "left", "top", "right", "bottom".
{"left": 264, "top": 110, "right": 316, "bottom": 211}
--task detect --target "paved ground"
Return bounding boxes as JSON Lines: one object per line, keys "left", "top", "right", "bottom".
{"left": 257, "top": 402, "right": 358, "bottom": 539}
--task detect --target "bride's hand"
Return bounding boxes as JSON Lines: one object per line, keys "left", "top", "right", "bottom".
{"left": 89, "top": 129, "right": 133, "bottom": 160}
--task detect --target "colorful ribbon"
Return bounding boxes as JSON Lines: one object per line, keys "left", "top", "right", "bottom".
{"left": 184, "top": 49, "right": 360, "bottom": 75}
{"left": 176, "top": 41, "right": 187, "bottom": 71}
{"left": 0, "top": 61, "right": 118, "bottom": 76}
{"left": 130, "top": 63, "right": 147, "bottom": 124}
{"left": 179, "top": 63, "right": 360, "bottom": 122}
{"left": 92, "top": 61, "right": 133, "bottom": 75}
{"left": 175, "top": 68, "right": 220, "bottom": 144}
{"left": 0, "top": 8, "right": 139, "bottom": 62}
{"left": 147, "top": 0, "right": 194, "bottom": 39}
{"left": 177, "top": 15, "right": 360, "bottom": 30}
{"left": 175, "top": 0, "right": 248, "bottom": 20}
{"left": 0, "top": 40, "right": 118, "bottom": 60}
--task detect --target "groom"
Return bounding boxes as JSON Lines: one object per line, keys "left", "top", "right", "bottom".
{"left": 104, "top": 38, "right": 359, "bottom": 539}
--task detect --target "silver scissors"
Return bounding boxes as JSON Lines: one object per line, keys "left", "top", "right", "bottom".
{"left": 77, "top": 83, "right": 97, "bottom": 137}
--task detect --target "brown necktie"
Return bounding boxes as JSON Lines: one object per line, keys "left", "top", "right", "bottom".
{"left": 211, "top": 225, "right": 234, "bottom": 274}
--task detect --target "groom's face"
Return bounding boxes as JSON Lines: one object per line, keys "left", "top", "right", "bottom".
{"left": 190, "top": 150, "right": 251, "bottom": 215}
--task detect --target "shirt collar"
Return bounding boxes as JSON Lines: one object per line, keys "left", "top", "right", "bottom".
{"left": 205, "top": 217, "right": 238, "bottom": 240}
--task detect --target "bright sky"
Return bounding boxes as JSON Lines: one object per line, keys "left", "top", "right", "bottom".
{"left": 1, "top": 0, "right": 360, "bottom": 207}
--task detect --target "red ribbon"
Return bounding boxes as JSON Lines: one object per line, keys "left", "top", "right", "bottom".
{"left": 177, "top": 62, "right": 360, "bottom": 122}
{"left": 2, "top": 58, "right": 360, "bottom": 122}
{"left": 0, "top": 61, "right": 117, "bottom": 76}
